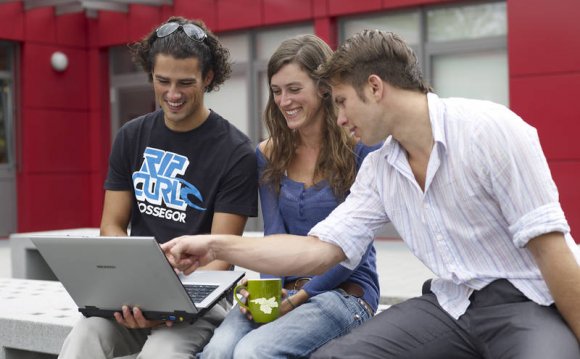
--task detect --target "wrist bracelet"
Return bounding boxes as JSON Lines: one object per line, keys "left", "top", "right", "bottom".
{"left": 286, "top": 296, "right": 297, "bottom": 309}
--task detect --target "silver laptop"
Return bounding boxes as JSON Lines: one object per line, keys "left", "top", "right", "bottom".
{"left": 31, "top": 235, "right": 245, "bottom": 323}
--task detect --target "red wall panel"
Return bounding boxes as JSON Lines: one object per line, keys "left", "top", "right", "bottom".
{"left": 508, "top": 0, "right": 580, "bottom": 242}
{"left": 127, "top": 5, "right": 164, "bottom": 42}
{"left": 173, "top": 0, "right": 218, "bottom": 29}
{"left": 89, "top": 109, "right": 108, "bottom": 226}
{"left": 314, "top": 17, "right": 337, "bottom": 49}
{"left": 510, "top": 73, "right": 580, "bottom": 161}
{"left": 24, "top": 7, "right": 56, "bottom": 44}
{"left": 20, "top": 109, "right": 90, "bottom": 173}
{"left": 313, "top": 0, "right": 329, "bottom": 17}
{"left": 21, "top": 43, "right": 89, "bottom": 110}
{"left": 87, "top": 49, "right": 109, "bottom": 111}
{"left": 328, "top": 0, "right": 456, "bottom": 18}
{"left": 217, "top": 0, "right": 263, "bottom": 31}
{"left": 87, "top": 17, "right": 100, "bottom": 48}
{"left": 263, "top": 0, "right": 313, "bottom": 26}
{"left": 509, "top": 0, "right": 580, "bottom": 76}
{"left": 87, "top": 48, "right": 111, "bottom": 226}
{"left": 0, "top": 2, "right": 25, "bottom": 40}
{"left": 382, "top": 0, "right": 455, "bottom": 10}
{"left": 328, "top": 0, "right": 381, "bottom": 16}
{"left": 18, "top": 173, "right": 93, "bottom": 231}
{"left": 55, "top": 13, "right": 87, "bottom": 47}
{"left": 549, "top": 161, "right": 580, "bottom": 238}
{"left": 95, "top": 11, "right": 131, "bottom": 47}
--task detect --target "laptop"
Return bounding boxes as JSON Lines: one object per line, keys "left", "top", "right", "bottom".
{"left": 30, "top": 235, "right": 245, "bottom": 323}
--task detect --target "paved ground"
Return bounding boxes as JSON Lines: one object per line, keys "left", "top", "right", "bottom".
{"left": 0, "top": 237, "right": 434, "bottom": 303}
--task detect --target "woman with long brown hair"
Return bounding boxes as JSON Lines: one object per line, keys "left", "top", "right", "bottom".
{"left": 199, "top": 34, "right": 381, "bottom": 358}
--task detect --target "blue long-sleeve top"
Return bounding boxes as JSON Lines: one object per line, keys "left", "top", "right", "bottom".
{"left": 257, "top": 142, "right": 381, "bottom": 311}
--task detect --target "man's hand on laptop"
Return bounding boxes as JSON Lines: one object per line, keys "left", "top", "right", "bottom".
{"left": 114, "top": 306, "right": 173, "bottom": 329}
{"left": 161, "top": 235, "right": 216, "bottom": 275}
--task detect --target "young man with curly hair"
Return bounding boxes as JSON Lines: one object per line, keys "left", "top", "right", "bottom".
{"left": 58, "top": 17, "right": 257, "bottom": 359}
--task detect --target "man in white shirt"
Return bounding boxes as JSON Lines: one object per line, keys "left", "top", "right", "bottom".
{"left": 163, "top": 30, "right": 580, "bottom": 358}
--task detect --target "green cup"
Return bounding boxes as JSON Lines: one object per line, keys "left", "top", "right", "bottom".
{"left": 234, "top": 278, "right": 282, "bottom": 323}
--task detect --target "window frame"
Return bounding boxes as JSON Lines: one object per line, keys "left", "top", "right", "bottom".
{"left": 338, "top": 1, "right": 508, "bottom": 104}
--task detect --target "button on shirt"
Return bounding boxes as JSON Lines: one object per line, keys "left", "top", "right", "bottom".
{"left": 309, "top": 93, "right": 580, "bottom": 319}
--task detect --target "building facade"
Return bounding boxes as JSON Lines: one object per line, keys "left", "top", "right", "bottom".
{"left": 0, "top": 0, "right": 578, "bottom": 241}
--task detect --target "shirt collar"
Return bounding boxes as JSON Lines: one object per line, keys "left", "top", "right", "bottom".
{"left": 381, "top": 92, "right": 448, "bottom": 160}
{"left": 427, "top": 92, "right": 447, "bottom": 151}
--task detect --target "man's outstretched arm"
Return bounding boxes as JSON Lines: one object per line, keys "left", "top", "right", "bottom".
{"left": 162, "top": 234, "right": 346, "bottom": 277}
{"left": 200, "top": 212, "right": 248, "bottom": 271}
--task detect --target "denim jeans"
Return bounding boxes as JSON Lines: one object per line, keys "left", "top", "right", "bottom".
{"left": 199, "top": 289, "right": 372, "bottom": 359}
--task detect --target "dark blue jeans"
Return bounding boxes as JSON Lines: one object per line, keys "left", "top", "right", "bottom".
{"left": 311, "top": 280, "right": 580, "bottom": 359}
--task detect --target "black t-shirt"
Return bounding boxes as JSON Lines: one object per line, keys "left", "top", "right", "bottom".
{"left": 104, "top": 109, "right": 258, "bottom": 243}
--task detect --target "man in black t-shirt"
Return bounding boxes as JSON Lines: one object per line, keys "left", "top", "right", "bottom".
{"left": 58, "top": 17, "right": 257, "bottom": 359}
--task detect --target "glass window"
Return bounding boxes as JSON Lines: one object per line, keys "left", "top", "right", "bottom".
{"left": 0, "top": 42, "right": 16, "bottom": 237}
{"left": 427, "top": 2, "right": 507, "bottom": 42}
{"left": 219, "top": 32, "right": 250, "bottom": 63}
{"left": 0, "top": 43, "right": 13, "bottom": 165}
{"left": 432, "top": 49, "right": 508, "bottom": 105}
{"left": 109, "top": 45, "right": 154, "bottom": 137}
{"left": 116, "top": 87, "right": 156, "bottom": 128}
{"left": 258, "top": 71, "right": 270, "bottom": 140}
{"left": 342, "top": 11, "right": 421, "bottom": 46}
{"left": 0, "top": 79, "right": 9, "bottom": 164}
{"left": 256, "top": 24, "right": 314, "bottom": 61}
{"left": 340, "top": 1, "right": 507, "bottom": 105}
{"left": 110, "top": 45, "right": 141, "bottom": 75}
{"left": 205, "top": 32, "right": 252, "bottom": 139}
{"left": 205, "top": 74, "right": 249, "bottom": 134}
{"left": 0, "top": 45, "right": 9, "bottom": 71}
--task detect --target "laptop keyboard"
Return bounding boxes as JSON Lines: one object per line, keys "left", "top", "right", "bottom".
{"left": 183, "top": 284, "right": 219, "bottom": 303}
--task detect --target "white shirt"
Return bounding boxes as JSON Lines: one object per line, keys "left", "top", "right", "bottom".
{"left": 309, "top": 93, "right": 579, "bottom": 319}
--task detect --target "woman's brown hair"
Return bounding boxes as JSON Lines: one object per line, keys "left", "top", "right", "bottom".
{"left": 261, "top": 34, "right": 357, "bottom": 200}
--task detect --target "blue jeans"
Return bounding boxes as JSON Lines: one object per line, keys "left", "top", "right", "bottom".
{"left": 199, "top": 289, "right": 372, "bottom": 359}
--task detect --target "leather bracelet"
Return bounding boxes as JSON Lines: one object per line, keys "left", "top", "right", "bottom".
{"left": 286, "top": 296, "right": 297, "bottom": 309}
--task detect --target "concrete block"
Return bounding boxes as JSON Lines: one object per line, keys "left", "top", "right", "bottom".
{"left": 9, "top": 228, "right": 99, "bottom": 280}
{"left": 0, "top": 279, "right": 81, "bottom": 358}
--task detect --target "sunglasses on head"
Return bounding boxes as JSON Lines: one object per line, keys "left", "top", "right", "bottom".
{"left": 155, "top": 22, "right": 207, "bottom": 42}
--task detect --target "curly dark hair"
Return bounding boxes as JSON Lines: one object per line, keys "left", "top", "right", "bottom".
{"left": 129, "top": 16, "right": 231, "bottom": 92}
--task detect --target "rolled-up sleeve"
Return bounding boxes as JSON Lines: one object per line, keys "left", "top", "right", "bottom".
{"left": 471, "top": 109, "right": 571, "bottom": 248}
{"left": 511, "top": 204, "right": 570, "bottom": 248}
{"left": 309, "top": 151, "right": 389, "bottom": 269}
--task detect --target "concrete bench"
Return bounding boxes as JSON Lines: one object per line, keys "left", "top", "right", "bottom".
{"left": 0, "top": 278, "right": 80, "bottom": 359}
{"left": 9, "top": 228, "right": 99, "bottom": 281}
{"left": 0, "top": 277, "right": 392, "bottom": 359}
{"left": 8, "top": 229, "right": 266, "bottom": 281}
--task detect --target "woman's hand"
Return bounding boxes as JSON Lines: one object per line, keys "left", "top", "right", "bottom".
{"left": 236, "top": 279, "right": 255, "bottom": 321}
{"left": 280, "top": 289, "right": 309, "bottom": 316}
